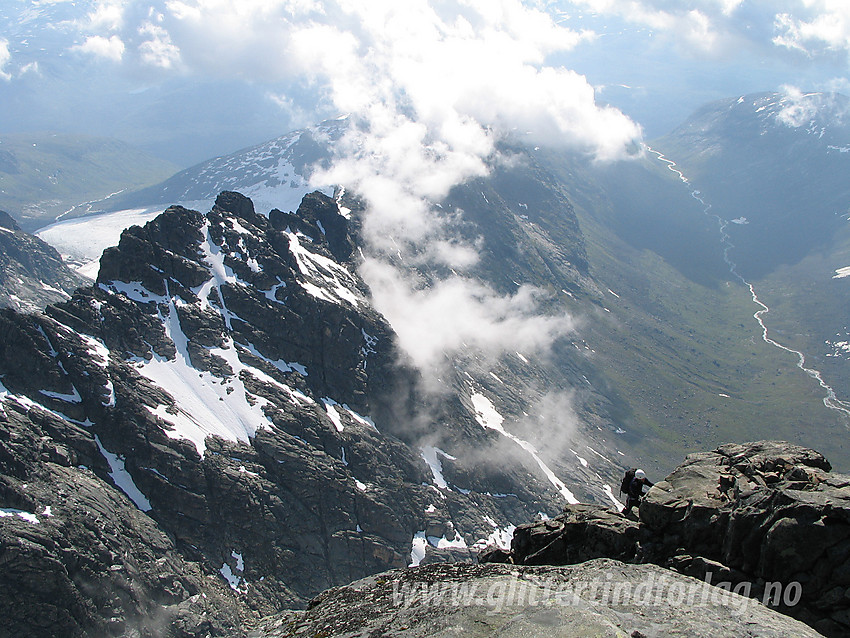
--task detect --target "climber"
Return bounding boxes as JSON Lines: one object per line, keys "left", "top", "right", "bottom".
{"left": 621, "top": 468, "right": 653, "bottom": 515}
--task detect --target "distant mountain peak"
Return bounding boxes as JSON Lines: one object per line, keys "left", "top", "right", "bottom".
{"left": 675, "top": 91, "right": 850, "bottom": 148}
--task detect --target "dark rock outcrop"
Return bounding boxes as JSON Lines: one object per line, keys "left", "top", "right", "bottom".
{"left": 252, "top": 560, "right": 822, "bottom": 638}
{"left": 640, "top": 441, "right": 850, "bottom": 637}
{"left": 0, "top": 191, "right": 571, "bottom": 636}
{"left": 512, "top": 504, "right": 640, "bottom": 566}
{"left": 0, "top": 210, "right": 20, "bottom": 231}
{"left": 0, "top": 209, "right": 86, "bottom": 312}
{"left": 489, "top": 441, "right": 850, "bottom": 637}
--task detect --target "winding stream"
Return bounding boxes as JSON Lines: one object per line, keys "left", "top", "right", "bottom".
{"left": 645, "top": 145, "right": 850, "bottom": 419}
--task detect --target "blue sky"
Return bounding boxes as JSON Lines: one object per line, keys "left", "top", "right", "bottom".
{"left": 1, "top": 0, "right": 848, "bottom": 164}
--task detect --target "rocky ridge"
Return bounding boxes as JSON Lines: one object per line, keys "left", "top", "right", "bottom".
{"left": 0, "top": 190, "right": 581, "bottom": 637}
{"left": 0, "top": 209, "right": 87, "bottom": 312}
{"left": 498, "top": 441, "right": 850, "bottom": 637}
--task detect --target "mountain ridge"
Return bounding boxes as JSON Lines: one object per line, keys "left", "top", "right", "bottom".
{"left": 0, "top": 208, "right": 87, "bottom": 313}
{"left": 1, "top": 189, "right": 601, "bottom": 636}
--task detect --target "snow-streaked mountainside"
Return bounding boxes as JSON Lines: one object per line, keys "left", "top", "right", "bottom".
{"left": 0, "top": 187, "right": 630, "bottom": 636}
{"left": 8, "top": 90, "right": 850, "bottom": 634}
{"left": 680, "top": 91, "right": 850, "bottom": 145}
{"left": 36, "top": 122, "right": 340, "bottom": 276}
{"left": 653, "top": 91, "right": 850, "bottom": 279}
{"left": 109, "top": 119, "right": 342, "bottom": 215}
{"left": 0, "top": 209, "right": 87, "bottom": 312}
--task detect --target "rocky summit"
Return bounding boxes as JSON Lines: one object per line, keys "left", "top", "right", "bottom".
{"left": 497, "top": 440, "right": 850, "bottom": 637}
{"left": 0, "top": 190, "right": 570, "bottom": 637}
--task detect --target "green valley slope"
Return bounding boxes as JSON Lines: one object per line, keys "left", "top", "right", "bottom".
{"left": 0, "top": 133, "right": 178, "bottom": 232}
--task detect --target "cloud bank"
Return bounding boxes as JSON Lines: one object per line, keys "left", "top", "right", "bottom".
{"left": 0, "top": 39, "right": 12, "bottom": 81}
{"left": 774, "top": 2, "right": 850, "bottom": 58}
{"left": 52, "top": 1, "right": 850, "bottom": 385}
{"left": 279, "top": 0, "right": 623, "bottom": 377}
{"left": 65, "top": 0, "right": 634, "bottom": 379}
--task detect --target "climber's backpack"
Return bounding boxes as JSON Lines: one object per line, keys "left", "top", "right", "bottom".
{"left": 619, "top": 468, "right": 636, "bottom": 495}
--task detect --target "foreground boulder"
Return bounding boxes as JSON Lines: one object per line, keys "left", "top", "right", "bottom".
{"left": 511, "top": 504, "right": 640, "bottom": 566}
{"left": 251, "top": 560, "right": 822, "bottom": 637}
{"left": 493, "top": 441, "right": 850, "bottom": 637}
{"left": 641, "top": 441, "right": 850, "bottom": 637}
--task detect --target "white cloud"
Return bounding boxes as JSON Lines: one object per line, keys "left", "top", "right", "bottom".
{"left": 86, "top": 0, "right": 127, "bottom": 32}
{"left": 19, "top": 62, "right": 41, "bottom": 77}
{"left": 564, "top": 0, "right": 850, "bottom": 63}
{"left": 139, "top": 22, "right": 181, "bottom": 68}
{"left": 73, "top": 34, "right": 126, "bottom": 61}
{"left": 360, "top": 259, "right": 575, "bottom": 380}
{"left": 773, "top": 2, "right": 850, "bottom": 57}
{"left": 66, "top": 0, "right": 638, "bottom": 155}
{"left": 0, "top": 40, "right": 11, "bottom": 81}
{"left": 776, "top": 85, "right": 819, "bottom": 127}
{"left": 775, "top": 85, "right": 849, "bottom": 128}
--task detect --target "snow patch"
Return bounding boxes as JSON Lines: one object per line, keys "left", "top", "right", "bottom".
{"left": 220, "top": 551, "right": 245, "bottom": 591}
{"left": 603, "top": 484, "right": 624, "bottom": 511}
{"left": 409, "top": 527, "right": 468, "bottom": 566}
{"left": 428, "top": 533, "right": 467, "bottom": 550}
{"left": 102, "top": 280, "right": 166, "bottom": 304}
{"left": 833, "top": 267, "right": 850, "bottom": 279}
{"left": 95, "top": 435, "right": 152, "bottom": 512}
{"left": 322, "top": 398, "right": 344, "bottom": 432}
{"left": 472, "top": 521, "right": 516, "bottom": 551}
{"left": 262, "top": 280, "right": 287, "bottom": 303}
{"left": 39, "top": 386, "right": 82, "bottom": 403}
{"left": 410, "top": 531, "right": 428, "bottom": 567}
{"left": 0, "top": 508, "right": 39, "bottom": 524}
{"left": 287, "top": 232, "right": 359, "bottom": 307}
{"left": 136, "top": 299, "right": 275, "bottom": 456}
{"left": 471, "top": 392, "right": 578, "bottom": 504}
{"left": 420, "top": 446, "right": 456, "bottom": 489}
{"left": 36, "top": 206, "right": 162, "bottom": 267}
{"left": 195, "top": 223, "right": 242, "bottom": 329}
{"left": 345, "top": 406, "right": 377, "bottom": 431}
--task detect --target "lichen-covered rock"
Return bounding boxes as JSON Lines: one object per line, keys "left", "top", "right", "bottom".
{"left": 251, "top": 560, "right": 824, "bottom": 638}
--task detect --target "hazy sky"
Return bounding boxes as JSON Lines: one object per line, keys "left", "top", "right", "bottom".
{"left": 1, "top": 0, "right": 848, "bottom": 165}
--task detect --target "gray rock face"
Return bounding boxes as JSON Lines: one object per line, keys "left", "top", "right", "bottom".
{"left": 512, "top": 504, "right": 639, "bottom": 566}
{"left": 0, "top": 394, "right": 247, "bottom": 638}
{"left": 0, "top": 209, "right": 86, "bottom": 313}
{"left": 0, "top": 191, "right": 568, "bottom": 636}
{"left": 492, "top": 441, "right": 850, "bottom": 637}
{"left": 640, "top": 441, "right": 850, "bottom": 637}
{"left": 252, "top": 560, "right": 823, "bottom": 638}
